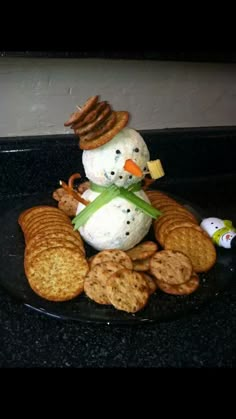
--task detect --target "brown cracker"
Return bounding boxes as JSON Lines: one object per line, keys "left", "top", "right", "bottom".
{"left": 150, "top": 250, "right": 193, "bottom": 285}
{"left": 159, "top": 204, "right": 198, "bottom": 220}
{"left": 19, "top": 206, "right": 68, "bottom": 228}
{"left": 126, "top": 241, "right": 158, "bottom": 261}
{"left": 106, "top": 269, "right": 149, "bottom": 313}
{"left": 78, "top": 181, "right": 90, "bottom": 194}
{"left": 156, "top": 273, "right": 200, "bottom": 295}
{"left": 75, "top": 104, "right": 112, "bottom": 135}
{"left": 154, "top": 214, "right": 193, "bottom": 235}
{"left": 146, "top": 191, "right": 198, "bottom": 224}
{"left": 72, "top": 101, "right": 108, "bottom": 129}
{"left": 25, "top": 220, "right": 74, "bottom": 240}
{"left": 26, "top": 231, "right": 85, "bottom": 254}
{"left": 142, "top": 273, "right": 158, "bottom": 295}
{"left": 156, "top": 217, "right": 196, "bottom": 247}
{"left": 133, "top": 258, "right": 151, "bottom": 272}
{"left": 24, "top": 214, "right": 71, "bottom": 235}
{"left": 81, "top": 111, "right": 117, "bottom": 141}
{"left": 25, "top": 247, "right": 89, "bottom": 302}
{"left": 64, "top": 95, "right": 99, "bottom": 126}
{"left": 79, "top": 111, "right": 129, "bottom": 150}
{"left": 157, "top": 209, "right": 197, "bottom": 224}
{"left": 52, "top": 187, "right": 67, "bottom": 202}
{"left": 58, "top": 195, "right": 78, "bottom": 217}
{"left": 25, "top": 239, "right": 82, "bottom": 264}
{"left": 164, "top": 226, "right": 217, "bottom": 272}
{"left": 25, "top": 225, "right": 84, "bottom": 245}
{"left": 23, "top": 210, "right": 69, "bottom": 227}
{"left": 146, "top": 190, "right": 172, "bottom": 200}
{"left": 84, "top": 262, "right": 123, "bottom": 305}
{"left": 163, "top": 222, "right": 207, "bottom": 246}
{"left": 90, "top": 249, "right": 133, "bottom": 270}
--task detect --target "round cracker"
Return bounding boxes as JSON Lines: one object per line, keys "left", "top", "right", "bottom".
{"left": 141, "top": 273, "right": 158, "bottom": 295}
{"left": 81, "top": 111, "right": 117, "bottom": 141}
{"left": 146, "top": 190, "right": 171, "bottom": 201}
{"left": 156, "top": 273, "right": 200, "bottom": 295}
{"left": 64, "top": 95, "right": 99, "bottom": 126}
{"left": 133, "top": 257, "right": 151, "bottom": 272}
{"left": 52, "top": 187, "right": 67, "bottom": 201}
{"left": 126, "top": 241, "right": 158, "bottom": 261}
{"left": 19, "top": 206, "right": 68, "bottom": 229}
{"left": 84, "top": 262, "right": 123, "bottom": 305}
{"left": 157, "top": 218, "right": 196, "bottom": 247}
{"left": 25, "top": 247, "right": 89, "bottom": 302}
{"left": 154, "top": 213, "right": 193, "bottom": 233}
{"left": 79, "top": 111, "right": 129, "bottom": 150}
{"left": 72, "top": 101, "right": 108, "bottom": 129}
{"left": 22, "top": 212, "right": 70, "bottom": 234}
{"left": 151, "top": 198, "right": 178, "bottom": 208}
{"left": 25, "top": 225, "right": 84, "bottom": 246}
{"left": 106, "top": 269, "right": 149, "bottom": 313}
{"left": 26, "top": 220, "right": 74, "bottom": 240}
{"left": 155, "top": 213, "right": 196, "bottom": 234}
{"left": 162, "top": 221, "right": 205, "bottom": 245}
{"left": 146, "top": 191, "right": 183, "bottom": 208}
{"left": 158, "top": 209, "right": 197, "bottom": 224}
{"left": 150, "top": 250, "right": 193, "bottom": 285}
{"left": 24, "top": 214, "right": 72, "bottom": 235}
{"left": 164, "top": 226, "right": 217, "bottom": 273}
{"left": 75, "top": 104, "right": 112, "bottom": 135}
{"left": 58, "top": 195, "right": 78, "bottom": 217}
{"left": 159, "top": 204, "right": 197, "bottom": 219}
{"left": 90, "top": 249, "right": 133, "bottom": 270}
{"left": 26, "top": 231, "right": 85, "bottom": 254}
{"left": 25, "top": 239, "right": 82, "bottom": 264}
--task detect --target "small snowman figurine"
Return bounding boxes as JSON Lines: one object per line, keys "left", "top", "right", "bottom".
{"left": 200, "top": 217, "right": 236, "bottom": 249}
{"left": 64, "top": 96, "right": 163, "bottom": 251}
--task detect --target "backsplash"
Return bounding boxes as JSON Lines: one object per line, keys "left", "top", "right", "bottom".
{"left": 0, "top": 58, "right": 236, "bottom": 137}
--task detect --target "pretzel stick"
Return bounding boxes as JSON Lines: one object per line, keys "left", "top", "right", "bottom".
{"left": 59, "top": 180, "right": 90, "bottom": 206}
{"left": 68, "top": 173, "right": 82, "bottom": 190}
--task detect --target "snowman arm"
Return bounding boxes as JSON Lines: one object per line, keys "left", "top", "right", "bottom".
{"left": 59, "top": 180, "right": 90, "bottom": 206}
{"left": 68, "top": 173, "right": 82, "bottom": 189}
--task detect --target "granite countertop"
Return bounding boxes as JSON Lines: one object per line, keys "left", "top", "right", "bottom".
{"left": 0, "top": 284, "right": 235, "bottom": 368}
{"left": 0, "top": 129, "right": 235, "bottom": 367}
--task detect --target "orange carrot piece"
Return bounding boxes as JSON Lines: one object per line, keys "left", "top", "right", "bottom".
{"left": 124, "top": 159, "right": 143, "bottom": 177}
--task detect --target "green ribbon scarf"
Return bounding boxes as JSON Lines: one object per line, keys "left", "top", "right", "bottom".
{"left": 72, "top": 182, "right": 161, "bottom": 231}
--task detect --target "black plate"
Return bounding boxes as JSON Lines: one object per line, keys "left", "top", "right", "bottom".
{"left": 0, "top": 192, "right": 235, "bottom": 324}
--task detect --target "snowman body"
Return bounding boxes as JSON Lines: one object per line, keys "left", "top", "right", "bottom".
{"left": 76, "top": 128, "right": 153, "bottom": 251}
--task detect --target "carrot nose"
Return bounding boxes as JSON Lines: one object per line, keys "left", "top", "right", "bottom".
{"left": 123, "top": 159, "right": 143, "bottom": 177}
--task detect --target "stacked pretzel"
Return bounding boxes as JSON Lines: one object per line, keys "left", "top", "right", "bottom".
{"left": 64, "top": 95, "right": 129, "bottom": 150}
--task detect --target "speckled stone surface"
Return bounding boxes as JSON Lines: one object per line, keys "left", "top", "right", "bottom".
{"left": 0, "top": 285, "right": 235, "bottom": 367}
{"left": 0, "top": 128, "right": 236, "bottom": 367}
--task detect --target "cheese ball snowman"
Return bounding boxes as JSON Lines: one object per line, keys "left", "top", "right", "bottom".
{"left": 64, "top": 96, "right": 162, "bottom": 251}
{"left": 77, "top": 128, "right": 154, "bottom": 250}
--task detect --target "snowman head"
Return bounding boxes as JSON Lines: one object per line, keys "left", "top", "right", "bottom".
{"left": 200, "top": 217, "right": 225, "bottom": 238}
{"left": 82, "top": 128, "right": 150, "bottom": 187}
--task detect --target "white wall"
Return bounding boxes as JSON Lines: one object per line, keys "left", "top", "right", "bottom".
{"left": 0, "top": 57, "right": 236, "bottom": 138}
